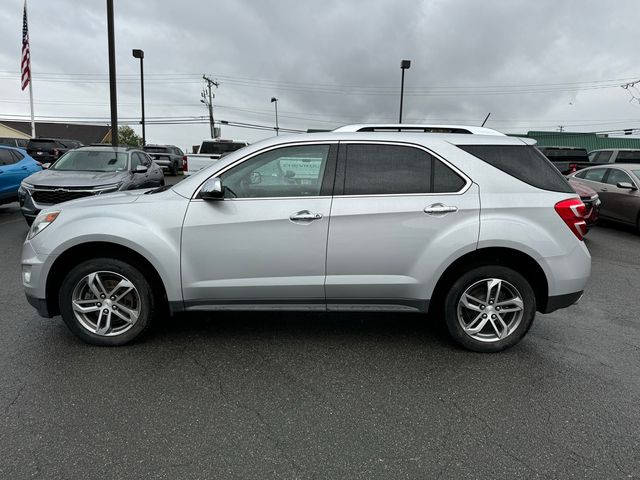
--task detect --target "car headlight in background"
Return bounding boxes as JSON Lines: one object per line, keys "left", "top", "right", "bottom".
{"left": 95, "top": 182, "right": 123, "bottom": 194}
{"left": 19, "top": 182, "right": 34, "bottom": 195}
{"left": 28, "top": 210, "right": 61, "bottom": 240}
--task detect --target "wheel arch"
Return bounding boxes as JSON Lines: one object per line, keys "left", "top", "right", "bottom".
{"left": 429, "top": 247, "right": 549, "bottom": 314}
{"left": 45, "top": 241, "right": 171, "bottom": 317}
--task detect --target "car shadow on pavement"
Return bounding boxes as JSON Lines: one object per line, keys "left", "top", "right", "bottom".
{"left": 145, "top": 311, "right": 457, "bottom": 350}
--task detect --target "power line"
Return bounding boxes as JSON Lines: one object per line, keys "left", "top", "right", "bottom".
{"left": 1, "top": 71, "right": 639, "bottom": 96}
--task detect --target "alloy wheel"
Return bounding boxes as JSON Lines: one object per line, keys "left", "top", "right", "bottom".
{"left": 457, "top": 278, "right": 524, "bottom": 343}
{"left": 71, "top": 270, "right": 141, "bottom": 337}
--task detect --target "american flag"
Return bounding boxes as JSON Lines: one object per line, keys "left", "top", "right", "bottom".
{"left": 21, "top": 0, "right": 31, "bottom": 91}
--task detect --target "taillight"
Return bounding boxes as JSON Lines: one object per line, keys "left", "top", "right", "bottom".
{"left": 182, "top": 155, "right": 188, "bottom": 171}
{"left": 53, "top": 148, "right": 59, "bottom": 158}
{"left": 569, "top": 163, "right": 578, "bottom": 173}
{"left": 555, "top": 198, "right": 587, "bottom": 240}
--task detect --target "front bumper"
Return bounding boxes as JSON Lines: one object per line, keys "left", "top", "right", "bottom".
{"left": 25, "top": 292, "right": 52, "bottom": 317}
{"left": 18, "top": 188, "right": 42, "bottom": 221}
{"left": 22, "top": 240, "right": 55, "bottom": 318}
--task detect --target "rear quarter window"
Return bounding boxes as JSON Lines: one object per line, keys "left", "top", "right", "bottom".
{"left": 458, "top": 145, "right": 574, "bottom": 193}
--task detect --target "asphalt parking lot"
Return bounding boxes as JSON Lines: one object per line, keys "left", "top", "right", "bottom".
{"left": 0, "top": 180, "right": 639, "bottom": 479}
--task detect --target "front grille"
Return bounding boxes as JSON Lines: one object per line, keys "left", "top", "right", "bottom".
{"left": 32, "top": 188, "right": 97, "bottom": 205}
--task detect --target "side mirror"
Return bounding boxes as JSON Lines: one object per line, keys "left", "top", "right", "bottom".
{"left": 617, "top": 181, "right": 638, "bottom": 190}
{"left": 134, "top": 164, "right": 148, "bottom": 173}
{"left": 41, "top": 163, "right": 51, "bottom": 170}
{"left": 199, "top": 177, "right": 224, "bottom": 200}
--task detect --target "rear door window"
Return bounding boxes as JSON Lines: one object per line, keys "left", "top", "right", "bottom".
{"left": 458, "top": 145, "right": 573, "bottom": 193}
{"left": 576, "top": 168, "right": 607, "bottom": 183}
{"left": 0, "top": 149, "right": 18, "bottom": 165}
{"left": 10, "top": 150, "right": 24, "bottom": 161}
{"left": 340, "top": 144, "right": 465, "bottom": 196}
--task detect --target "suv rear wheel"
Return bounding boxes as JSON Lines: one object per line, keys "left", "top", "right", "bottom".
{"left": 443, "top": 266, "right": 536, "bottom": 352}
{"left": 58, "top": 258, "right": 156, "bottom": 346}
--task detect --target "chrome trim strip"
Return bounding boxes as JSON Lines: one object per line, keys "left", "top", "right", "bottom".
{"left": 192, "top": 139, "right": 472, "bottom": 200}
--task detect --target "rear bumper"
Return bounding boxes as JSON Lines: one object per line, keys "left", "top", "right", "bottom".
{"left": 542, "top": 291, "right": 583, "bottom": 314}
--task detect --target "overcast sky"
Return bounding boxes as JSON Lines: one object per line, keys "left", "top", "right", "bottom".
{"left": 1, "top": 0, "right": 640, "bottom": 150}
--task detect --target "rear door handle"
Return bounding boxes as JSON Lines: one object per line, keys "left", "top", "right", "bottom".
{"left": 424, "top": 203, "right": 458, "bottom": 215}
{"left": 290, "top": 210, "right": 323, "bottom": 222}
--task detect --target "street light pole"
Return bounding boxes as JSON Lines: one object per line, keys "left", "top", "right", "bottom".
{"left": 399, "top": 59, "right": 411, "bottom": 124}
{"left": 106, "top": 0, "right": 118, "bottom": 146}
{"left": 132, "top": 49, "right": 145, "bottom": 145}
{"left": 271, "top": 97, "right": 279, "bottom": 135}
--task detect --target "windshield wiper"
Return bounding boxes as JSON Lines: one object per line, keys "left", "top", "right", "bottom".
{"left": 144, "top": 185, "right": 172, "bottom": 194}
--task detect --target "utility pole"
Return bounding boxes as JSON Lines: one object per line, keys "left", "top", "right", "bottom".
{"left": 201, "top": 75, "right": 219, "bottom": 138}
{"left": 106, "top": 0, "right": 118, "bottom": 146}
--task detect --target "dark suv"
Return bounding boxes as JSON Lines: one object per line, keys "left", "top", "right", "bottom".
{"left": 26, "top": 138, "right": 83, "bottom": 164}
{"left": 142, "top": 144, "right": 183, "bottom": 175}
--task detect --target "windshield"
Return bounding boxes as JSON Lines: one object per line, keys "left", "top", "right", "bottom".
{"left": 51, "top": 150, "right": 128, "bottom": 172}
{"left": 199, "top": 142, "right": 246, "bottom": 155}
{"left": 632, "top": 170, "right": 640, "bottom": 181}
{"left": 144, "top": 146, "right": 170, "bottom": 154}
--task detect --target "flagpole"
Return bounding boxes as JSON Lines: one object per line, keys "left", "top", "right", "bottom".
{"left": 23, "top": 0, "right": 35, "bottom": 138}
{"left": 28, "top": 65, "right": 35, "bottom": 138}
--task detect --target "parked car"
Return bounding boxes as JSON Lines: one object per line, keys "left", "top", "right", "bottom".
{"left": 588, "top": 148, "right": 640, "bottom": 164}
{"left": 183, "top": 139, "right": 249, "bottom": 176}
{"left": 18, "top": 146, "right": 164, "bottom": 224}
{"left": 26, "top": 138, "right": 83, "bottom": 164}
{"left": 21, "top": 125, "right": 590, "bottom": 352}
{"left": 143, "top": 144, "right": 184, "bottom": 176}
{"left": 0, "top": 137, "right": 29, "bottom": 149}
{"left": 0, "top": 146, "right": 42, "bottom": 205}
{"left": 567, "top": 164, "right": 640, "bottom": 232}
{"left": 568, "top": 179, "right": 600, "bottom": 229}
{"left": 537, "top": 146, "right": 596, "bottom": 174}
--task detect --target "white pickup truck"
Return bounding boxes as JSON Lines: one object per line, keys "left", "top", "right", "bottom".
{"left": 183, "top": 139, "right": 249, "bottom": 176}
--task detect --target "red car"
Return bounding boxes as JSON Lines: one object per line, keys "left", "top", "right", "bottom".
{"left": 568, "top": 179, "right": 600, "bottom": 229}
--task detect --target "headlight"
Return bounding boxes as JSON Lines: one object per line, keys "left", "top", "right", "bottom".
{"left": 19, "top": 182, "right": 34, "bottom": 194}
{"left": 95, "top": 182, "right": 123, "bottom": 194}
{"left": 28, "top": 210, "right": 61, "bottom": 240}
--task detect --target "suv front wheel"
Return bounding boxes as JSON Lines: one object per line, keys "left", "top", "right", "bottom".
{"left": 443, "top": 266, "right": 536, "bottom": 352}
{"left": 58, "top": 258, "right": 156, "bottom": 346}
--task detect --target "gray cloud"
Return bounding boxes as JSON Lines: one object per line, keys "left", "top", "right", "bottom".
{"left": 2, "top": 0, "right": 640, "bottom": 148}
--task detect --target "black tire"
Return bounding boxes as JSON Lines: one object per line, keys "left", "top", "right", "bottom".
{"left": 58, "top": 258, "right": 157, "bottom": 346}
{"left": 443, "top": 265, "right": 536, "bottom": 353}
{"left": 169, "top": 162, "right": 177, "bottom": 176}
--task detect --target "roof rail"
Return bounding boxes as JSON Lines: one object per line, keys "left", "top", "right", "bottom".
{"left": 333, "top": 124, "right": 505, "bottom": 136}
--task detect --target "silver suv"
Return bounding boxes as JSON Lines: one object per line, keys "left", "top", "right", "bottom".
{"left": 21, "top": 125, "right": 591, "bottom": 352}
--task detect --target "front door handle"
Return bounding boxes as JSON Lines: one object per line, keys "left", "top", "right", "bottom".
{"left": 290, "top": 210, "right": 323, "bottom": 222}
{"left": 424, "top": 203, "right": 458, "bottom": 215}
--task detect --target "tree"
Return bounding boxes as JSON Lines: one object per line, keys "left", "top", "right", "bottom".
{"left": 118, "top": 125, "right": 142, "bottom": 147}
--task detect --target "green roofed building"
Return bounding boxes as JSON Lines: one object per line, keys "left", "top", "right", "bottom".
{"left": 513, "top": 131, "right": 640, "bottom": 152}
